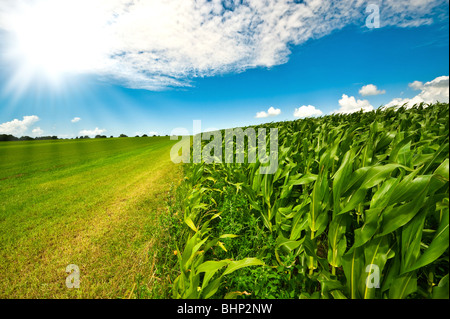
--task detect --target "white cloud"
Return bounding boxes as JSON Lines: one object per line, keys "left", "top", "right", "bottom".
{"left": 31, "top": 127, "right": 44, "bottom": 136}
{"left": 255, "top": 106, "right": 281, "bottom": 118}
{"left": 335, "top": 94, "right": 374, "bottom": 114}
{"left": 409, "top": 81, "right": 423, "bottom": 90}
{"left": 385, "top": 75, "right": 449, "bottom": 108}
{"left": 293, "top": 105, "right": 323, "bottom": 118}
{"left": 0, "top": 0, "right": 446, "bottom": 90}
{"left": 267, "top": 107, "right": 282, "bottom": 117}
{"left": 359, "top": 84, "right": 386, "bottom": 96}
{"left": 79, "top": 127, "right": 106, "bottom": 136}
{"left": 0, "top": 115, "right": 39, "bottom": 136}
{"left": 255, "top": 111, "right": 268, "bottom": 119}
{"left": 148, "top": 131, "right": 159, "bottom": 136}
{"left": 71, "top": 117, "right": 81, "bottom": 123}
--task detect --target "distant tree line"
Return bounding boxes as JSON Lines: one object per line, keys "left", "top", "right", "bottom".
{"left": 0, "top": 134, "right": 58, "bottom": 141}
{"left": 1, "top": 133, "right": 168, "bottom": 141}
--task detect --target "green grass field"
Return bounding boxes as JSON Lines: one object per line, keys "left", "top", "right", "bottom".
{"left": 0, "top": 137, "right": 182, "bottom": 298}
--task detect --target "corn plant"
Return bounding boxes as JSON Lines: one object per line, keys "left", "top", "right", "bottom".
{"left": 171, "top": 103, "right": 449, "bottom": 299}
{"left": 172, "top": 162, "right": 265, "bottom": 299}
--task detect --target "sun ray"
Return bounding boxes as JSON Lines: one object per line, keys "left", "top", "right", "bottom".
{"left": 3, "top": 0, "right": 110, "bottom": 94}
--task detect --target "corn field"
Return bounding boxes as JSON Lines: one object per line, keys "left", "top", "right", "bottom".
{"left": 170, "top": 103, "right": 449, "bottom": 299}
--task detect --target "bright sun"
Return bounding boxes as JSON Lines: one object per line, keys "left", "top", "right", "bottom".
{"left": 7, "top": 0, "right": 109, "bottom": 83}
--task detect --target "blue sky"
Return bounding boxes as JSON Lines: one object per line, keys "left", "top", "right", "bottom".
{"left": 0, "top": 0, "right": 448, "bottom": 137}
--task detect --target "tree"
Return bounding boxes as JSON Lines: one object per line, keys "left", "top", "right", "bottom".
{"left": 119, "top": 134, "right": 128, "bottom": 138}
{"left": 35, "top": 136, "right": 57, "bottom": 140}
{"left": 0, "top": 134, "right": 19, "bottom": 141}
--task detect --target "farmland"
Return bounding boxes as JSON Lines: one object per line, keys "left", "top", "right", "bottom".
{"left": 167, "top": 103, "right": 449, "bottom": 299}
{"left": 0, "top": 137, "right": 182, "bottom": 298}
{"left": 1, "top": 103, "right": 449, "bottom": 300}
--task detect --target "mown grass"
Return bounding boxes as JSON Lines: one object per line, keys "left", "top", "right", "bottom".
{"left": 0, "top": 137, "right": 182, "bottom": 298}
